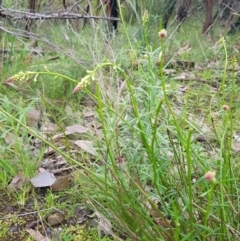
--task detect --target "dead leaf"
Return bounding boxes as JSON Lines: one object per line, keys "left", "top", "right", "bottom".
{"left": 95, "top": 211, "right": 112, "bottom": 237}
{"left": 30, "top": 171, "right": 56, "bottom": 188}
{"left": 42, "top": 122, "right": 58, "bottom": 133}
{"left": 44, "top": 146, "right": 66, "bottom": 157}
{"left": 53, "top": 125, "right": 88, "bottom": 140}
{"left": 83, "top": 110, "right": 95, "bottom": 123}
{"left": 51, "top": 175, "right": 69, "bottom": 192}
{"left": 83, "top": 110, "right": 94, "bottom": 118}
{"left": 43, "top": 146, "right": 66, "bottom": 158}
{"left": 44, "top": 147, "right": 55, "bottom": 156}
{"left": 65, "top": 105, "right": 81, "bottom": 118}
{"left": 173, "top": 72, "right": 196, "bottom": 80}
{"left": 51, "top": 167, "right": 73, "bottom": 174}
{"left": 26, "top": 108, "right": 41, "bottom": 128}
{"left": 163, "top": 69, "right": 177, "bottom": 75}
{"left": 8, "top": 173, "right": 28, "bottom": 191}
{"left": 38, "top": 167, "right": 47, "bottom": 173}
{"left": 74, "top": 140, "right": 96, "bottom": 156}
{"left": 4, "top": 132, "right": 15, "bottom": 145}
{"left": 4, "top": 131, "right": 21, "bottom": 146}
{"left": 26, "top": 228, "right": 51, "bottom": 241}
{"left": 41, "top": 156, "right": 67, "bottom": 168}
{"left": 65, "top": 125, "right": 89, "bottom": 135}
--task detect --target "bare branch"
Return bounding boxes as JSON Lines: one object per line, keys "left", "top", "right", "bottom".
{"left": 0, "top": 6, "right": 120, "bottom": 22}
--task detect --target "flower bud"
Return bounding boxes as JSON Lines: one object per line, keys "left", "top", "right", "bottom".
{"left": 204, "top": 171, "right": 216, "bottom": 182}
{"left": 222, "top": 105, "right": 229, "bottom": 111}
{"left": 158, "top": 29, "right": 167, "bottom": 38}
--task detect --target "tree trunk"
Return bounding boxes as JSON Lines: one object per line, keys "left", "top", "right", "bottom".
{"left": 163, "top": 0, "right": 177, "bottom": 29}
{"left": 177, "top": 0, "right": 191, "bottom": 23}
{"left": 83, "top": 0, "right": 91, "bottom": 28}
{"left": 63, "top": 0, "right": 67, "bottom": 9}
{"left": 228, "top": 16, "right": 240, "bottom": 34}
{"left": 26, "top": 0, "right": 37, "bottom": 33}
{"left": 202, "top": 0, "right": 213, "bottom": 34}
{"left": 105, "top": 0, "right": 119, "bottom": 31}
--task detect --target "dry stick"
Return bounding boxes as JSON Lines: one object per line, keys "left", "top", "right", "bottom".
{"left": 0, "top": 6, "right": 120, "bottom": 65}
{"left": 0, "top": 6, "right": 120, "bottom": 21}
{"left": 193, "top": 202, "right": 240, "bottom": 237}
{"left": 0, "top": 207, "right": 63, "bottom": 219}
{"left": 65, "top": 0, "right": 84, "bottom": 14}
{"left": 51, "top": 167, "right": 73, "bottom": 174}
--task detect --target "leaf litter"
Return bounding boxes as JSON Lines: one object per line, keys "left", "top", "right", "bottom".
{"left": 30, "top": 171, "right": 56, "bottom": 188}
{"left": 8, "top": 173, "right": 28, "bottom": 191}
{"left": 2, "top": 104, "right": 104, "bottom": 240}
{"left": 52, "top": 124, "right": 88, "bottom": 140}
{"left": 74, "top": 140, "right": 97, "bottom": 156}
{"left": 26, "top": 228, "right": 51, "bottom": 241}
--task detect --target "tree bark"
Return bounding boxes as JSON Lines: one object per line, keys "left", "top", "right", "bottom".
{"left": 26, "top": 0, "right": 37, "bottom": 33}
{"left": 202, "top": 0, "right": 213, "bottom": 34}
{"left": 105, "top": 0, "right": 119, "bottom": 31}
{"left": 163, "top": 0, "right": 177, "bottom": 29}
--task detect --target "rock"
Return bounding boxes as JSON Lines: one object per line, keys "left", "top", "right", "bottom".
{"left": 196, "top": 134, "right": 207, "bottom": 142}
{"left": 47, "top": 212, "right": 65, "bottom": 226}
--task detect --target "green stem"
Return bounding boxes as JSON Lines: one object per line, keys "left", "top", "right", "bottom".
{"left": 186, "top": 129, "right": 194, "bottom": 239}
{"left": 220, "top": 37, "right": 228, "bottom": 106}
{"left": 203, "top": 183, "right": 215, "bottom": 240}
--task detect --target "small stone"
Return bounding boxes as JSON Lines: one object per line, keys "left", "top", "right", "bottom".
{"left": 47, "top": 212, "right": 65, "bottom": 226}
{"left": 10, "top": 224, "right": 19, "bottom": 232}
{"left": 196, "top": 134, "right": 207, "bottom": 142}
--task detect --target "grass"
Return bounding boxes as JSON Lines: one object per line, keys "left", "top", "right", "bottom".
{"left": 1, "top": 2, "right": 240, "bottom": 241}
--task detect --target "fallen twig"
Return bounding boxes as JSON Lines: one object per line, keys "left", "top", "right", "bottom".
{"left": 0, "top": 6, "right": 120, "bottom": 22}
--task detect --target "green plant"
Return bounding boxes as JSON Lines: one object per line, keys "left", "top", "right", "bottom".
{"left": 1, "top": 6, "right": 240, "bottom": 240}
